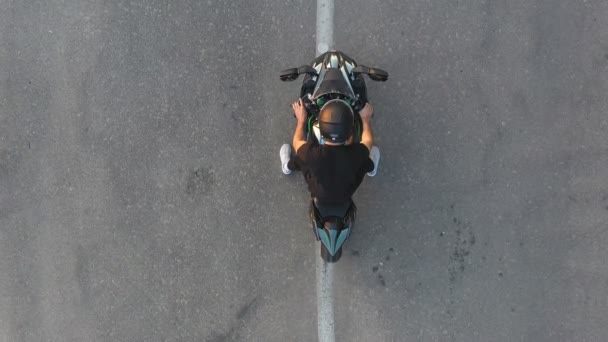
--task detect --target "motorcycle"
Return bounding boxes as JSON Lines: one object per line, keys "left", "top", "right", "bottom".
{"left": 280, "top": 50, "right": 388, "bottom": 262}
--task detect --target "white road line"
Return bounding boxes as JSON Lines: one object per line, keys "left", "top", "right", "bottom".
{"left": 316, "top": 1, "right": 335, "bottom": 341}
{"left": 316, "top": 0, "right": 334, "bottom": 55}
{"left": 316, "top": 254, "right": 335, "bottom": 342}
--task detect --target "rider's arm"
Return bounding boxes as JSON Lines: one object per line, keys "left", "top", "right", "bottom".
{"left": 292, "top": 99, "right": 308, "bottom": 153}
{"left": 359, "top": 103, "right": 374, "bottom": 151}
{"left": 293, "top": 118, "right": 307, "bottom": 153}
{"left": 360, "top": 119, "right": 373, "bottom": 151}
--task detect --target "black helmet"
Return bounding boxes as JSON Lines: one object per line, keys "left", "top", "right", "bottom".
{"left": 318, "top": 99, "right": 354, "bottom": 144}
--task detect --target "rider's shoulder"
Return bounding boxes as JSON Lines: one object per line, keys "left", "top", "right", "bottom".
{"left": 350, "top": 142, "right": 370, "bottom": 154}
{"left": 297, "top": 141, "right": 317, "bottom": 157}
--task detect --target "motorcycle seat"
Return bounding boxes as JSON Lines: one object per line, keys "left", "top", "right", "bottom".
{"left": 313, "top": 198, "right": 351, "bottom": 219}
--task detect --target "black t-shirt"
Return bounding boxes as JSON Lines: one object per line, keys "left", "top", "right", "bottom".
{"left": 293, "top": 141, "right": 374, "bottom": 204}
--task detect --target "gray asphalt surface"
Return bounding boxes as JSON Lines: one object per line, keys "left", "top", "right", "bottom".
{"left": 1, "top": 0, "right": 607, "bottom": 341}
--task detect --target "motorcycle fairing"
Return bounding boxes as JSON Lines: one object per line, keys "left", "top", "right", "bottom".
{"left": 318, "top": 223, "right": 351, "bottom": 257}
{"left": 309, "top": 200, "right": 356, "bottom": 256}
{"left": 310, "top": 52, "right": 357, "bottom": 100}
{"left": 311, "top": 68, "right": 355, "bottom": 100}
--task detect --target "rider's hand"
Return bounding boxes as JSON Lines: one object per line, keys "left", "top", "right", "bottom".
{"left": 359, "top": 102, "right": 374, "bottom": 122}
{"left": 292, "top": 98, "right": 307, "bottom": 123}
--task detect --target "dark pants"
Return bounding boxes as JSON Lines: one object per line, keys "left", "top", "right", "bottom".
{"left": 287, "top": 159, "right": 300, "bottom": 172}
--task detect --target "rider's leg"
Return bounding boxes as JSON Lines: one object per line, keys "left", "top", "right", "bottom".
{"left": 280, "top": 144, "right": 293, "bottom": 175}
{"left": 287, "top": 159, "right": 300, "bottom": 172}
{"left": 367, "top": 146, "right": 380, "bottom": 177}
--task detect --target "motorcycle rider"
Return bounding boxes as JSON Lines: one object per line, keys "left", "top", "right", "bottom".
{"left": 279, "top": 98, "right": 380, "bottom": 205}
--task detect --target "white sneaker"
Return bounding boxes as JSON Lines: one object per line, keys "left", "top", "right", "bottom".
{"left": 367, "top": 146, "right": 380, "bottom": 177}
{"left": 280, "top": 144, "right": 292, "bottom": 175}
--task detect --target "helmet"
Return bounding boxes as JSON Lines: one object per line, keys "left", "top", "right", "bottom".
{"left": 318, "top": 99, "right": 354, "bottom": 144}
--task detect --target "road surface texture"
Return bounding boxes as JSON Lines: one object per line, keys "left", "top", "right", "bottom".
{"left": 1, "top": 0, "right": 607, "bottom": 341}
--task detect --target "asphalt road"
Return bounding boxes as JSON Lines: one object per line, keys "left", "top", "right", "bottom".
{"left": 1, "top": 0, "right": 607, "bottom": 341}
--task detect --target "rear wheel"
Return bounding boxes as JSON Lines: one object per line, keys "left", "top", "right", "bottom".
{"left": 320, "top": 244, "right": 342, "bottom": 263}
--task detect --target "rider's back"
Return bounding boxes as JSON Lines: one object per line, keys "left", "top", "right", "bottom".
{"left": 295, "top": 141, "right": 374, "bottom": 204}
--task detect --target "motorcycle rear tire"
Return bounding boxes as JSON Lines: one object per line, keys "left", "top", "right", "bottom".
{"left": 321, "top": 244, "right": 342, "bottom": 263}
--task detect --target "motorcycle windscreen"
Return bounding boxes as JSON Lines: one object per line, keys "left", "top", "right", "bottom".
{"left": 312, "top": 69, "right": 356, "bottom": 100}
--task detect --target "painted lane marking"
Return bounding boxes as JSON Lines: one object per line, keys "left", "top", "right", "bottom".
{"left": 315, "top": 0, "right": 335, "bottom": 341}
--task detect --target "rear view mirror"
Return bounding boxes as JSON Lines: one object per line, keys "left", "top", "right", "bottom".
{"left": 297, "top": 65, "right": 317, "bottom": 75}
{"left": 280, "top": 65, "right": 318, "bottom": 81}
{"left": 353, "top": 65, "right": 389, "bottom": 82}
{"left": 368, "top": 72, "right": 388, "bottom": 82}
{"left": 280, "top": 68, "right": 299, "bottom": 81}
